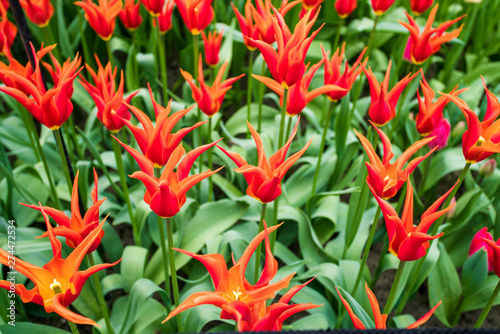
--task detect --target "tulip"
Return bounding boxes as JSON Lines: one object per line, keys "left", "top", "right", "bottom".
{"left": 371, "top": 0, "right": 396, "bottom": 15}
{"left": 400, "top": 5, "right": 465, "bottom": 64}
{"left": 479, "top": 159, "right": 497, "bottom": 178}
{"left": 181, "top": 56, "right": 244, "bottom": 116}
{"left": 76, "top": 0, "right": 123, "bottom": 41}
{"left": 0, "top": 206, "right": 120, "bottom": 325}
{"left": 0, "top": 44, "right": 81, "bottom": 130}
{"left": 119, "top": 0, "right": 142, "bottom": 30}
{"left": 141, "top": 0, "right": 164, "bottom": 16}
{"left": 248, "top": 8, "right": 322, "bottom": 88}
{"left": 355, "top": 122, "right": 436, "bottom": 199}
{"left": 21, "top": 169, "right": 105, "bottom": 254}
{"left": 321, "top": 43, "right": 367, "bottom": 102}
{"left": 363, "top": 61, "right": 420, "bottom": 126}
{"left": 334, "top": 0, "right": 357, "bottom": 18}
{"left": 338, "top": 283, "right": 441, "bottom": 329}
{"left": 370, "top": 179, "right": 456, "bottom": 261}
{"left": 410, "top": 0, "right": 433, "bottom": 15}
{"left": 131, "top": 142, "right": 222, "bottom": 218}
{"left": 156, "top": 0, "right": 174, "bottom": 33}
{"left": 0, "top": 2, "right": 17, "bottom": 56}
{"left": 80, "top": 57, "right": 138, "bottom": 132}
{"left": 470, "top": 227, "right": 495, "bottom": 272}
{"left": 253, "top": 59, "right": 347, "bottom": 116}
{"left": 174, "top": 0, "right": 213, "bottom": 35}
{"left": 301, "top": 0, "right": 322, "bottom": 10}
{"left": 427, "top": 118, "right": 451, "bottom": 150}
{"left": 202, "top": 30, "right": 223, "bottom": 66}
{"left": 218, "top": 119, "right": 312, "bottom": 203}
{"left": 19, "top": 0, "right": 54, "bottom": 27}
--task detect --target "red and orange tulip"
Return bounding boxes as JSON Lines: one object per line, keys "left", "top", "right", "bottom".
{"left": 363, "top": 61, "right": 420, "bottom": 126}
{"left": 334, "top": 0, "right": 357, "bottom": 18}
{"left": 371, "top": 0, "right": 395, "bottom": 15}
{"left": 119, "top": 0, "right": 142, "bottom": 30}
{"left": 355, "top": 123, "right": 435, "bottom": 199}
{"left": 21, "top": 170, "right": 105, "bottom": 254}
{"left": 156, "top": 0, "right": 174, "bottom": 33}
{"left": 337, "top": 283, "right": 441, "bottom": 329}
{"left": 218, "top": 119, "right": 312, "bottom": 203}
{"left": 470, "top": 227, "right": 495, "bottom": 272}
{"left": 131, "top": 142, "right": 222, "bottom": 218}
{"left": 321, "top": 43, "right": 367, "bottom": 102}
{"left": 400, "top": 5, "right": 465, "bottom": 64}
{"left": 370, "top": 179, "right": 456, "bottom": 261}
{"left": 410, "top": 0, "right": 433, "bottom": 15}
{"left": 253, "top": 59, "right": 347, "bottom": 116}
{"left": 80, "top": 57, "right": 138, "bottom": 132}
{"left": 20, "top": 0, "right": 54, "bottom": 27}
{"left": 76, "top": 0, "right": 123, "bottom": 41}
{"left": 0, "top": 206, "right": 119, "bottom": 326}
{"left": 141, "top": 0, "right": 164, "bottom": 16}
{"left": 181, "top": 56, "right": 244, "bottom": 117}
{"left": 202, "top": 30, "right": 223, "bottom": 66}
{"left": 174, "top": 0, "right": 213, "bottom": 35}
{"left": 0, "top": 2, "right": 17, "bottom": 56}
{"left": 0, "top": 44, "right": 81, "bottom": 130}
{"left": 113, "top": 84, "right": 205, "bottom": 170}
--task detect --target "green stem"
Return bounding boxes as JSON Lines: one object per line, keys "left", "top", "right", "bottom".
{"left": 166, "top": 217, "right": 183, "bottom": 332}
{"left": 311, "top": 100, "right": 334, "bottom": 195}
{"left": 106, "top": 40, "right": 113, "bottom": 66}
{"left": 474, "top": 280, "right": 500, "bottom": 328}
{"left": 208, "top": 117, "right": 213, "bottom": 202}
{"left": 254, "top": 202, "right": 268, "bottom": 283}
{"left": 193, "top": 33, "right": 199, "bottom": 73}
{"left": 366, "top": 16, "right": 380, "bottom": 57}
{"left": 78, "top": 10, "right": 93, "bottom": 71}
{"left": 87, "top": 253, "right": 114, "bottom": 334}
{"left": 417, "top": 153, "right": 432, "bottom": 194}
{"left": 68, "top": 319, "right": 80, "bottom": 334}
{"left": 111, "top": 137, "right": 139, "bottom": 246}
{"left": 246, "top": 51, "right": 254, "bottom": 138}
{"left": 43, "top": 23, "right": 61, "bottom": 59}
{"left": 257, "top": 61, "right": 266, "bottom": 133}
{"left": 157, "top": 214, "right": 171, "bottom": 293}
{"left": 157, "top": 20, "right": 169, "bottom": 104}
{"left": 54, "top": 129, "right": 74, "bottom": 196}
{"left": 333, "top": 19, "right": 344, "bottom": 51}
{"left": 382, "top": 260, "right": 406, "bottom": 315}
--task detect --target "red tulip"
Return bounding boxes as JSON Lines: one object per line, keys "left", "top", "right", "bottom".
{"left": 321, "top": 43, "right": 367, "bottom": 102}
{"left": 355, "top": 122, "right": 435, "bottom": 199}
{"left": 0, "top": 206, "right": 120, "bottom": 325}
{"left": 141, "top": 0, "right": 164, "bottom": 16}
{"left": 371, "top": 0, "right": 396, "bottom": 15}
{"left": 470, "top": 227, "right": 495, "bottom": 272}
{"left": 400, "top": 5, "right": 465, "bottom": 64}
{"left": 410, "top": 0, "right": 433, "bottom": 15}
{"left": 79, "top": 57, "right": 138, "bottom": 132}
{"left": 0, "top": 2, "right": 17, "bottom": 56}
{"left": 335, "top": 0, "right": 357, "bottom": 18}
{"left": 202, "top": 30, "right": 223, "bottom": 66}
{"left": 174, "top": 0, "right": 213, "bottom": 35}
{"left": 119, "top": 0, "right": 142, "bottom": 30}
{"left": 363, "top": 61, "right": 420, "bottom": 126}
{"left": 218, "top": 119, "right": 312, "bottom": 203}
{"left": 301, "top": 0, "right": 322, "bottom": 10}
{"left": 76, "top": 0, "right": 123, "bottom": 41}
{"left": 481, "top": 237, "right": 500, "bottom": 278}
{"left": 156, "top": 0, "right": 174, "bottom": 33}
{"left": 131, "top": 142, "right": 222, "bottom": 218}
{"left": 370, "top": 179, "right": 457, "bottom": 261}
{"left": 19, "top": 0, "right": 54, "bottom": 27}
{"left": 181, "top": 56, "right": 244, "bottom": 116}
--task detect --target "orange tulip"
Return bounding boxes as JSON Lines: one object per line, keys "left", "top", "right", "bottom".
{"left": 363, "top": 61, "right": 420, "bottom": 126}
{"left": 0, "top": 206, "right": 120, "bottom": 326}
{"left": 79, "top": 57, "right": 138, "bottom": 132}
{"left": 181, "top": 56, "right": 244, "bottom": 116}
{"left": 174, "top": 0, "right": 213, "bottom": 35}
{"left": 338, "top": 283, "right": 441, "bottom": 328}
{"left": 131, "top": 142, "right": 222, "bottom": 218}
{"left": 19, "top": 0, "right": 54, "bottom": 27}
{"left": 202, "top": 30, "right": 223, "bottom": 66}
{"left": 75, "top": 0, "right": 123, "bottom": 41}
{"left": 334, "top": 0, "right": 357, "bottom": 18}
{"left": 0, "top": 2, "right": 16, "bottom": 56}
{"left": 141, "top": 0, "right": 164, "bottom": 16}
{"left": 119, "top": 0, "right": 142, "bottom": 30}
{"left": 355, "top": 122, "right": 435, "bottom": 199}
{"left": 218, "top": 119, "right": 312, "bottom": 203}
{"left": 400, "top": 5, "right": 465, "bottom": 64}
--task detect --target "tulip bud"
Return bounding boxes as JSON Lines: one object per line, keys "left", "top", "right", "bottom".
{"left": 479, "top": 159, "right": 497, "bottom": 178}
{"left": 451, "top": 120, "right": 466, "bottom": 138}
{"left": 427, "top": 118, "right": 450, "bottom": 150}
{"left": 445, "top": 197, "right": 456, "bottom": 219}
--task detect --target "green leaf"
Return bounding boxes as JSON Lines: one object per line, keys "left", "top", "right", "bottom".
{"left": 121, "top": 246, "right": 149, "bottom": 292}
{"left": 336, "top": 286, "right": 375, "bottom": 329}
{"left": 462, "top": 249, "right": 489, "bottom": 296}
{"left": 0, "top": 323, "right": 71, "bottom": 333}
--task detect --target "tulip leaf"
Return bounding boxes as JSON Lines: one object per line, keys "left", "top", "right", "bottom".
{"left": 462, "top": 248, "right": 488, "bottom": 297}
{"left": 421, "top": 148, "right": 469, "bottom": 192}
{"left": 0, "top": 323, "right": 70, "bottom": 333}
{"left": 336, "top": 286, "right": 375, "bottom": 329}
{"left": 390, "top": 314, "right": 417, "bottom": 329}
{"left": 225, "top": 103, "right": 279, "bottom": 136}
{"left": 461, "top": 275, "right": 500, "bottom": 312}
{"left": 121, "top": 246, "right": 149, "bottom": 292}
{"left": 290, "top": 285, "right": 336, "bottom": 329}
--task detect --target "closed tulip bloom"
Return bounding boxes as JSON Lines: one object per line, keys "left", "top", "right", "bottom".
{"left": 156, "top": 0, "right": 174, "bottom": 33}
{"left": 218, "top": 119, "right": 312, "bottom": 203}
{"left": 427, "top": 118, "right": 451, "bottom": 150}
{"left": 202, "top": 30, "right": 223, "bottom": 66}
{"left": 370, "top": 179, "right": 457, "bottom": 261}
{"left": 181, "top": 56, "right": 244, "bottom": 116}
{"left": 363, "top": 61, "right": 420, "bottom": 126}
{"left": 76, "top": 0, "right": 123, "bottom": 41}
{"left": 131, "top": 142, "right": 223, "bottom": 218}
{"left": 0, "top": 2, "right": 17, "bottom": 56}
{"left": 301, "top": 0, "right": 322, "bottom": 10}
{"left": 410, "top": 0, "right": 433, "bottom": 15}
{"left": 119, "top": 0, "right": 142, "bottom": 30}
{"left": 79, "top": 57, "right": 138, "bottom": 132}
{"left": 480, "top": 236, "right": 500, "bottom": 278}
{"left": 371, "top": 0, "right": 396, "bottom": 15}
{"left": 0, "top": 206, "right": 120, "bottom": 325}
{"left": 470, "top": 227, "right": 495, "bottom": 272}
{"left": 400, "top": 5, "right": 465, "bottom": 64}
{"left": 335, "top": 0, "right": 357, "bottom": 18}
{"left": 141, "top": 0, "right": 164, "bottom": 16}
{"left": 19, "top": 0, "right": 54, "bottom": 27}
{"left": 355, "top": 122, "right": 436, "bottom": 199}
{"left": 174, "top": 0, "right": 213, "bottom": 35}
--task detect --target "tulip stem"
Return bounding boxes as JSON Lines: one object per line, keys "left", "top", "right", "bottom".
{"left": 54, "top": 129, "right": 74, "bottom": 197}
{"left": 166, "top": 217, "right": 183, "bottom": 332}
{"left": 366, "top": 16, "right": 379, "bottom": 57}
{"left": 475, "top": 279, "right": 500, "bottom": 328}
{"left": 382, "top": 260, "right": 406, "bottom": 315}
{"left": 105, "top": 40, "right": 113, "bottom": 67}
{"left": 311, "top": 100, "right": 334, "bottom": 195}
{"left": 157, "top": 20, "right": 169, "bottom": 104}
{"left": 67, "top": 319, "right": 80, "bottom": 334}
{"left": 208, "top": 116, "right": 214, "bottom": 202}
{"left": 246, "top": 51, "right": 254, "bottom": 139}
{"left": 333, "top": 19, "right": 344, "bottom": 51}
{"left": 254, "top": 202, "right": 268, "bottom": 283}
{"left": 285, "top": 115, "right": 293, "bottom": 143}
{"left": 352, "top": 206, "right": 381, "bottom": 296}
{"left": 193, "top": 33, "right": 199, "bottom": 74}
{"left": 257, "top": 60, "right": 266, "bottom": 133}
{"left": 111, "top": 137, "right": 139, "bottom": 245}
{"left": 87, "top": 253, "right": 114, "bottom": 334}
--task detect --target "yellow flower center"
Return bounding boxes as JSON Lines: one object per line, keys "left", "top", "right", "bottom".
{"left": 232, "top": 287, "right": 243, "bottom": 301}
{"left": 50, "top": 279, "right": 63, "bottom": 295}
